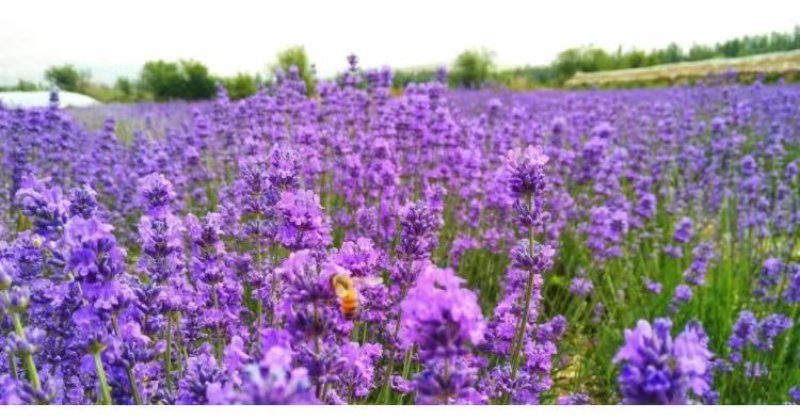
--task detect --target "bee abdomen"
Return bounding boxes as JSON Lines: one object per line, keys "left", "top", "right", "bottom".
{"left": 341, "top": 294, "right": 359, "bottom": 319}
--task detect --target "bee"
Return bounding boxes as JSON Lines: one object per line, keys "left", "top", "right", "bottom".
{"left": 330, "top": 272, "right": 381, "bottom": 320}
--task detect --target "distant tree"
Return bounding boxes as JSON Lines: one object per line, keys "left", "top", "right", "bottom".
{"left": 625, "top": 49, "right": 648, "bottom": 68}
{"left": 553, "top": 48, "right": 584, "bottom": 82}
{"left": 271, "top": 46, "right": 316, "bottom": 94}
{"left": 549, "top": 26, "right": 800, "bottom": 86}
{"left": 221, "top": 73, "right": 259, "bottom": 100}
{"left": 179, "top": 60, "right": 215, "bottom": 100}
{"left": 115, "top": 77, "right": 134, "bottom": 97}
{"left": 687, "top": 45, "right": 718, "bottom": 62}
{"left": 450, "top": 49, "right": 495, "bottom": 89}
{"left": 584, "top": 48, "right": 614, "bottom": 71}
{"left": 661, "top": 43, "right": 684, "bottom": 64}
{"left": 718, "top": 38, "right": 743, "bottom": 58}
{"left": 140, "top": 61, "right": 183, "bottom": 101}
{"left": 139, "top": 60, "right": 215, "bottom": 101}
{"left": 16, "top": 80, "right": 39, "bottom": 91}
{"left": 44, "top": 64, "right": 90, "bottom": 92}
{"left": 392, "top": 68, "right": 439, "bottom": 89}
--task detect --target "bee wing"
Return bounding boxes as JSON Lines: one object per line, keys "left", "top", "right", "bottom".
{"left": 354, "top": 276, "right": 383, "bottom": 288}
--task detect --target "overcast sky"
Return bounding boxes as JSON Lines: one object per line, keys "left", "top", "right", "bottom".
{"left": 1, "top": 0, "right": 798, "bottom": 85}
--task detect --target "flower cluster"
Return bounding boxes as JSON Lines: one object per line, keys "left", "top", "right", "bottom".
{"left": 614, "top": 319, "right": 714, "bottom": 404}
{"left": 1, "top": 65, "right": 799, "bottom": 406}
{"left": 400, "top": 265, "right": 485, "bottom": 404}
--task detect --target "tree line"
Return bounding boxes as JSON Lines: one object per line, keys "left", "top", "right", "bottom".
{"left": 3, "top": 27, "right": 799, "bottom": 101}
{"left": 1, "top": 46, "right": 315, "bottom": 102}
{"left": 399, "top": 26, "right": 800, "bottom": 89}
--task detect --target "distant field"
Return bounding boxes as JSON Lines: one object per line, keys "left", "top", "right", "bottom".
{"left": 566, "top": 50, "right": 800, "bottom": 87}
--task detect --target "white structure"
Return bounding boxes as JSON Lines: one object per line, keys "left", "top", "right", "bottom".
{"left": 0, "top": 91, "right": 99, "bottom": 109}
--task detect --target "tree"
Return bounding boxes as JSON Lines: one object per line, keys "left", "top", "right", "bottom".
{"left": 687, "top": 45, "right": 717, "bottom": 62}
{"left": 44, "top": 64, "right": 90, "bottom": 92}
{"left": 114, "top": 77, "right": 134, "bottom": 97}
{"left": 179, "top": 60, "right": 215, "bottom": 100}
{"left": 584, "top": 48, "right": 614, "bottom": 71}
{"left": 139, "top": 60, "right": 215, "bottom": 101}
{"left": 271, "top": 46, "right": 316, "bottom": 95}
{"left": 661, "top": 43, "right": 684, "bottom": 64}
{"left": 221, "top": 73, "right": 258, "bottom": 100}
{"left": 16, "top": 80, "right": 39, "bottom": 91}
{"left": 450, "top": 49, "right": 495, "bottom": 89}
{"left": 392, "top": 68, "right": 439, "bottom": 89}
{"left": 140, "top": 61, "right": 183, "bottom": 101}
{"left": 625, "top": 49, "right": 648, "bottom": 68}
{"left": 553, "top": 48, "right": 583, "bottom": 82}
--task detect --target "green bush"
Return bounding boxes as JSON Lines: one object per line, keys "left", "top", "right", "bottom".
{"left": 271, "top": 46, "right": 316, "bottom": 95}
{"left": 139, "top": 60, "right": 215, "bottom": 101}
{"left": 450, "top": 49, "right": 495, "bottom": 89}
{"left": 221, "top": 73, "right": 260, "bottom": 100}
{"left": 44, "top": 64, "right": 91, "bottom": 92}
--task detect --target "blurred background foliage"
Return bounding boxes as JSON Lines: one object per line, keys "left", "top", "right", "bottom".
{"left": 271, "top": 45, "right": 317, "bottom": 95}
{"left": 3, "top": 26, "right": 800, "bottom": 102}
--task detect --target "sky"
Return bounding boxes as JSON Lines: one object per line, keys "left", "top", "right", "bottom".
{"left": 1, "top": 0, "right": 799, "bottom": 85}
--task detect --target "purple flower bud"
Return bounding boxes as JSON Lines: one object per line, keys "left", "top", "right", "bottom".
{"left": 569, "top": 277, "right": 594, "bottom": 297}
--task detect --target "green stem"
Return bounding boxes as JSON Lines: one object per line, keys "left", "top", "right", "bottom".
{"left": 400, "top": 347, "right": 414, "bottom": 379}
{"left": 360, "top": 323, "right": 368, "bottom": 344}
{"left": 443, "top": 357, "right": 451, "bottom": 404}
{"left": 111, "top": 315, "right": 143, "bottom": 405}
{"left": 7, "top": 352, "right": 18, "bottom": 380}
{"left": 777, "top": 304, "right": 799, "bottom": 365}
{"left": 174, "top": 313, "right": 185, "bottom": 377}
{"left": 252, "top": 213, "right": 270, "bottom": 331}
{"left": 381, "top": 333, "right": 401, "bottom": 402}
{"left": 269, "top": 264, "right": 277, "bottom": 328}
{"left": 212, "top": 284, "right": 223, "bottom": 363}
{"left": 256, "top": 300, "right": 263, "bottom": 332}
{"left": 3, "top": 291, "right": 41, "bottom": 392}
{"left": 165, "top": 313, "right": 174, "bottom": 391}
{"left": 20, "top": 347, "right": 40, "bottom": 393}
{"left": 504, "top": 195, "right": 537, "bottom": 404}
{"left": 507, "top": 270, "right": 535, "bottom": 387}
{"left": 380, "top": 285, "right": 409, "bottom": 403}
{"left": 509, "top": 215, "right": 536, "bottom": 377}
{"left": 126, "top": 367, "right": 143, "bottom": 405}
{"left": 93, "top": 351, "right": 112, "bottom": 405}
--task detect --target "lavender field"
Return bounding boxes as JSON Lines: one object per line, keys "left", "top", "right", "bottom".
{"left": 1, "top": 62, "right": 799, "bottom": 405}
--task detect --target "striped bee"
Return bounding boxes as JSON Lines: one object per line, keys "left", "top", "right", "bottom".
{"left": 329, "top": 272, "right": 381, "bottom": 320}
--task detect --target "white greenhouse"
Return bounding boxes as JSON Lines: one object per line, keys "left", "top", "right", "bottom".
{"left": 0, "top": 91, "right": 99, "bottom": 109}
